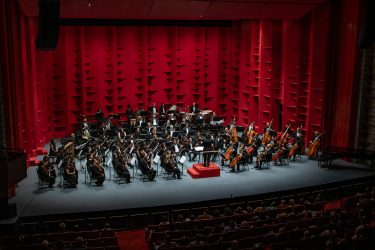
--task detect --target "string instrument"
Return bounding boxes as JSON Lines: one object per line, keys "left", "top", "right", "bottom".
{"left": 247, "top": 122, "right": 256, "bottom": 144}
{"left": 230, "top": 126, "right": 238, "bottom": 144}
{"left": 256, "top": 144, "right": 273, "bottom": 165}
{"left": 272, "top": 144, "right": 286, "bottom": 161}
{"left": 307, "top": 132, "right": 323, "bottom": 158}
{"left": 247, "top": 141, "right": 257, "bottom": 155}
{"left": 262, "top": 119, "right": 273, "bottom": 145}
{"left": 222, "top": 146, "right": 234, "bottom": 161}
{"left": 229, "top": 152, "right": 242, "bottom": 168}
{"left": 288, "top": 143, "right": 299, "bottom": 158}
{"left": 279, "top": 124, "right": 291, "bottom": 144}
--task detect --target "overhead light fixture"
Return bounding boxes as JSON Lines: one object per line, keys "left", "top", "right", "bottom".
{"left": 88, "top": 0, "right": 91, "bottom": 7}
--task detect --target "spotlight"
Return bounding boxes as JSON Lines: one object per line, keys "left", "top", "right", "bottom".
{"left": 88, "top": 0, "right": 91, "bottom": 7}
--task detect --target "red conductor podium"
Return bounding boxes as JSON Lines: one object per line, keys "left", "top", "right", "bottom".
{"left": 187, "top": 163, "right": 221, "bottom": 179}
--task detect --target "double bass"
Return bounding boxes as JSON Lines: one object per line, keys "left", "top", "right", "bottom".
{"left": 307, "top": 132, "right": 323, "bottom": 158}
{"left": 230, "top": 126, "right": 238, "bottom": 144}
{"left": 262, "top": 119, "right": 273, "bottom": 145}
{"left": 247, "top": 122, "right": 256, "bottom": 144}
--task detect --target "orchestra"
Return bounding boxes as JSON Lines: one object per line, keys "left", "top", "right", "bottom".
{"left": 42, "top": 102, "right": 324, "bottom": 189}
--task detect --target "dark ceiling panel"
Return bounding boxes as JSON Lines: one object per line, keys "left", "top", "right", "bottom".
{"left": 17, "top": 0, "right": 326, "bottom": 20}
{"left": 150, "top": 0, "right": 211, "bottom": 19}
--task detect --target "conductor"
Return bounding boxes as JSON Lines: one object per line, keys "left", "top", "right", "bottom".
{"left": 203, "top": 133, "right": 214, "bottom": 167}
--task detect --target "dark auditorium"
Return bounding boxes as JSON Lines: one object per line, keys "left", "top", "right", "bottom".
{"left": 1, "top": 0, "right": 375, "bottom": 249}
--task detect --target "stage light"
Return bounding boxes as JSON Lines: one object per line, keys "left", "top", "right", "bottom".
{"left": 88, "top": 0, "right": 91, "bottom": 7}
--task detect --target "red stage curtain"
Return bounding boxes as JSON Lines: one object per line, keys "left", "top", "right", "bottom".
{"left": 0, "top": 0, "right": 363, "bottom": 161}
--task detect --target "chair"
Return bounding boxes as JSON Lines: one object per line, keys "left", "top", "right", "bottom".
{"left": 37, "top": 168, "right": 51, "bottom": 189}
{"left": 87, "top": 217, "right": 108, "bottom": 229}
{"left": 101, "top": 236, "right": 118, "bottom": 247}
{"left": 108, "top": 215, "right": 128, "bottom": 230}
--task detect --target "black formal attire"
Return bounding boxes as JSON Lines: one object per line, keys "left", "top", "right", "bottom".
{"left": 160, "top": 105, "right": 166, "bottom": 116}
{"left": 63, "top": 165, "right": 78, "bottom": 188}
{"left": 150, "top": 106, "right": 158, "bottom": 114}
{"left": 203, "top": 138, "right": 213, "bottom": 167}
{"left": 138, "top": 158, "right": 156, "bottom": 181}
{"left": 37, "top": 162, "right": 56, "bottom": 187}
{"left": 113, "top": 158, "right": 131, "bottom": 183}
{"left": 126, "top": 107, "right": 133, "bottom": 121}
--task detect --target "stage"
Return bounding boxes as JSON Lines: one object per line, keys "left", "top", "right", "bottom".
{"left": 2, "top": 150, "right": 374, "bottom": 224}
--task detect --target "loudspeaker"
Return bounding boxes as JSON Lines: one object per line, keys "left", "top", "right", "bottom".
{"left": 36, "top": 0, "right": 60, "bottom": 50}
{"left": 358, "top": 0, "right": 375, "bottom": 49}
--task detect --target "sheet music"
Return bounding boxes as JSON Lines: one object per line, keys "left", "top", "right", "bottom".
{"left": 174, "top": 144, "right": 179, "bottom": 153}
{"left": 153, "top": 154, "right": 160, "bottom": 164}
{"left": 179, "top": 156, "right": 186, "bottom": 164}
{"left": 194, "top": 146, "right": 204, "bottom": 152}
{"left": 130, "top": 156, "right": 136, "bottom": 166}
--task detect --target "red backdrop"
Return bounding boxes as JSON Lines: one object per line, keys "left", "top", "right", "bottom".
{"left": 0, "top": 0, "right": 362, "bottom": 160}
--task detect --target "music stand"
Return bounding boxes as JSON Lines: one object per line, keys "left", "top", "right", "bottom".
{"left": 113, "top": 114, "right": 120, "bottom": 119}
{"left": 105, "top": 158, "right": 112, "bottom": 181}
{"left": 178, "top": 155, "right": 186, "bottom": 175}
{"left": 194, "top": 146, "right": 204, "bottom": 164}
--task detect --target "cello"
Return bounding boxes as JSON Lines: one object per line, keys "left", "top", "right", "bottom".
{"left": 262, "top": 119, "right": 273, "bottom": 145}
{"left": 229, "top": 149, "right": 242, "bottom": 168}
{"left": 222, "top": 146, "right": 234, "bottom": 161}
{"left": 307, "top": 132, "right": 323, "bottom": 158}
{"left": 288, "top": 125, "right": 303, "bottom": 158}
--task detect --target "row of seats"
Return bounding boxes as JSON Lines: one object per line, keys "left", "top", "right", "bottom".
{"left": 145, "top": 180, "right": 375, "bottom": 249}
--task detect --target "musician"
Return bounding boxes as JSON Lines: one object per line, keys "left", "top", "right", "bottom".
{"left": 146, "top": 122, "right": 153, "bottom": 135}
{"left": 117, "top": 128, "right": 126, "bottom": 142}
{"left": 203, "top": 134, "right": 214, "bottom": 167}
{"left": 160, "top": 103, "right": 166, "bottom": 116}
{"left": 183, "top": 125, "right": 191, "bottom": 137}
{"left": 190, "top": 102, "right": 199, "bottom": 113}
{"left": 82, "top": 128, "right": 90, "bottom": 141}
{"left": 163, "top": 149, "right": 182, "bottom": 179}
{"left": 149, "top": 103, "right": 158, "bottom": 114}
{"left": 151, "top": 113, "right": 158, "bottom": 126}
{"left": 185, "top": 137, "right": 198, "bottom": 161}
{"left": 90, "top": 157, "right": 105, "bottom": 186}
{"left": 37, "top": 156, "right": 56, "bottom": 187}
{"left": 82, "top": 117, "right": 89, "bottom": 130}
{"left": 169, "top": 113, "right": 176, "bottom": 125}
{"left": 231, "top": 116, "right": 237, "bottom": 127}
{"left": 255, "top": 142, "right": 274, "bottom": 170}
{"left": 230, "top": 145, "right": 248, "bottom": 172}
{"left": 307, "top": 131, "right": 321, "bottom": 159}
{"left": 126, "top": 104, "right": 133, "bottom": 121}
{"left": 290, "top": 126, "right": 304, "bottom": 160}
{"left": 63, "top": 158, "right": 78, "bottom": 188}
{"left": 113, "top": 152, "right": 131, "bottom": 183}
{"left": 137, "top": 149, "right": 157, "bottom": 181}
{"left": 49, "top": 139, "right": 58, "bottom": 158}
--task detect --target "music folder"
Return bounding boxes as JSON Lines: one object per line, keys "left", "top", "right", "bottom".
{"left": 179, "top": 156, "right": 186, "bottom": 164}
{"left": 153, "top": 154, "right": 160, "bottom": 164}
